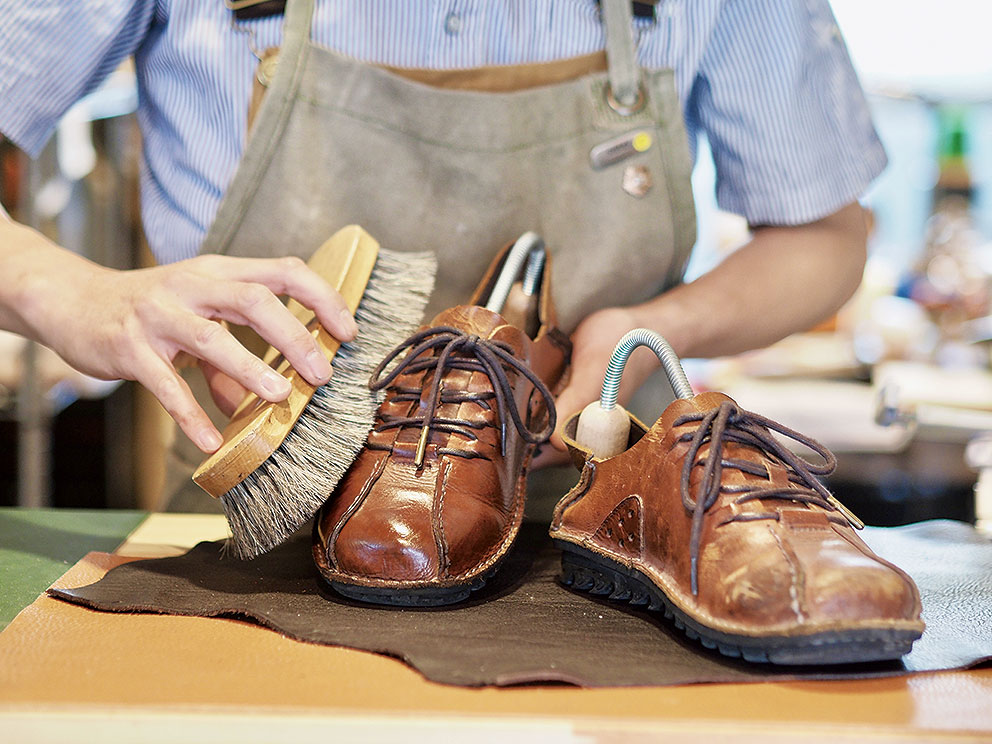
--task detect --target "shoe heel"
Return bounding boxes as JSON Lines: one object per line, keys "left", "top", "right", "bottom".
{"left": 560, "top": 549, "right": 611, "bottom": 595}
{"left": 558, "top": 545, "right": 655, "bottom": 608}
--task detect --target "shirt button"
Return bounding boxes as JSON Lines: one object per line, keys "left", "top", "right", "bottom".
{"left": 444, "top": 12, "right": 462, "bottom": 35}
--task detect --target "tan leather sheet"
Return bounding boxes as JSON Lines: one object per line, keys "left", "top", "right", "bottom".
{"left": 46, "top": 520, "right": 992, "bottom": 687}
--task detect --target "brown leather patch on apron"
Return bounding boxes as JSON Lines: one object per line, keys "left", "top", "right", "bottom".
{"left": 249, "top": 51, "right": 608, "bottom": 131}
{"left": 382, "top": 51, "right": 607, "bottom": 92}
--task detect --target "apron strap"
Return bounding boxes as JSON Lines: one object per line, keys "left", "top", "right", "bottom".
{"left": 281, "top": 0, "right": 316, "bottom": 48}
{"left": 601, "top": 0, "right": 641, "bottom": 109}
{"left": 201, "top": 0, "right": 314, "bottom": 255}
{"left": 279, "top": 0, "right": 638, "bottom": 109}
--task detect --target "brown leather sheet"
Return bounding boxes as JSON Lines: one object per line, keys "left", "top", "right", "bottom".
{"left": 50, "top": 520, "right": 992, "bottom": 687}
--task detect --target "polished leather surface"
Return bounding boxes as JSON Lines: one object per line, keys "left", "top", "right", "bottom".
{"left": 314, "top": 246, "right": 570, "bottom": 592}
{"left": 552, "top": 392, "right": 926, "bottom": 640}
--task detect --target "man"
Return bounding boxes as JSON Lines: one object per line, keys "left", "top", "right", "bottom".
{"left": 0, "top": 0, "right": 874, "bottom": 483}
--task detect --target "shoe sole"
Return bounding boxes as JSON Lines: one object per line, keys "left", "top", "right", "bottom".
{"left": 555, "top": 540, "right": 922, "bottom": 665}
{"left": 325, "top": 563, "right": 500, "bottom": 608}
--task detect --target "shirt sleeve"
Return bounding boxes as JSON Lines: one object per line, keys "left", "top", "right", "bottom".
{"left": 688, "top": 0, "right": 887, "bottom": 226}
{"left": 0, "top": 1, "right": 156, "bottom": 157}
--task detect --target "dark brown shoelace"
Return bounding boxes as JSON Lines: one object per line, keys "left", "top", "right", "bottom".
{"left": 674, "top": 400, "right": 863, "bottom": 595}
{"left": 368, "top": 326, "right": 557, "bottom": 467}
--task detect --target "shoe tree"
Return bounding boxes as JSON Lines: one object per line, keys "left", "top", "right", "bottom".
{"left": 576, "top": 329, "right": 694, "bottom": 459}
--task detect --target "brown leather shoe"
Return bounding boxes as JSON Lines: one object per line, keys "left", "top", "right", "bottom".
{"left": 551, "top": 391, "right": 925, "bottom": 664}
{"left": 314, "top": 237, "right": 570, "bottom": 606}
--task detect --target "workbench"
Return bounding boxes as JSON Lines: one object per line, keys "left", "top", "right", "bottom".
{"left": 1, "top": 508, "right": 990, "bottom": 742}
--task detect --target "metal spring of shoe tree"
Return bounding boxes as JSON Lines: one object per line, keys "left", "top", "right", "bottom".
{"left": 485, "top": 231, "right": 545, "bottom": 315}
{"left": 576, "top": 329, "right": 694, "bottom": 459}
{"left": 601, "top": 329, "right": 694, "bottom": 409}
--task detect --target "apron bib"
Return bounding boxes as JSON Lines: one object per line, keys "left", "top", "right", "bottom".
{"left": 163, "top": 0, "right": 696, "bottom": 511}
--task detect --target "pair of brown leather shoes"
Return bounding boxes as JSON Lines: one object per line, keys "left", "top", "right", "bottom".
{"left": 312, "top": 241, "right": 924, "bottom": 664}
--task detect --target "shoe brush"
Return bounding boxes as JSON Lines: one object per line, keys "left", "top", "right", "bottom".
{"left": 193, "top": 226, "right": 436, "bottom": 558}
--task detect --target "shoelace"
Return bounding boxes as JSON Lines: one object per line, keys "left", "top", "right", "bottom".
{"left": 368, "top": 326, "right": 557, "bottom": 467}
{"left": 675, "top": 400, "right": 863, "bottom": 595}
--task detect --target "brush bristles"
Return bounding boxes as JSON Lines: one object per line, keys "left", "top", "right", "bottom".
{"left": 220, "top": 248, "right": 437, "bottom": 558}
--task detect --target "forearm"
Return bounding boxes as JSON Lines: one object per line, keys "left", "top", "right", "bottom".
{"left": 0, "top": 215, "right": 100, "bottom": 341}
{"left": 0, "top": 203, "right": 31, "bottom": 335}
{"left": 628, "top": 201, "right": 868, "bottom": 359}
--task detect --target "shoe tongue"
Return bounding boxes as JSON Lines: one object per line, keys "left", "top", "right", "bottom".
{"left": 429, "top": 304, "right": 510, "bottom": 339}
{"left": 659, "top": 391, "right": 738, "bottom": 430}
{"left": 425, "top": 304, "right": 529, "bottom": 362}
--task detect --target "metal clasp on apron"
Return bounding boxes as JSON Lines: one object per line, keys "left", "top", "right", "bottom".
{"left": 605, "top": 82, "right": 647, "bottom": 116}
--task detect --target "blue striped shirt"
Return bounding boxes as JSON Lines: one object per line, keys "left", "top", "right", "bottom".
{"left": 0, "top": 0, "right": 886, "bottom": 265}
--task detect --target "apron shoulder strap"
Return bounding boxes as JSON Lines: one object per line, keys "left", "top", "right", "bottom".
{"left": 601, "top": 0, "right": 641, "bottom": 109}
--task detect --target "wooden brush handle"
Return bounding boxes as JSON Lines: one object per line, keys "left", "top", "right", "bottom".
{"left": 192, "top": 225, "right": 380, "bottom": 498}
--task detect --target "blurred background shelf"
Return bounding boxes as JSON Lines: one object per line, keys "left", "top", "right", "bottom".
{"left": 0, "top": 64, "right": 171, "bottom": 512}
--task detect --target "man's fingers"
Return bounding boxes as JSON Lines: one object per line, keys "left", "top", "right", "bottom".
{"left": 192, "top": 278, "right": 334, "bottom": 387}
{"left": 535, "top": 379, "right": 592, "bottom": 467}
{"left": 531, "top": 443, "right": 571, "bottom": 470}
{"left": 200, "top": 361, "right": 249, "bottom": 417}
{"left": 197, "top": 255, "right": 358, "bottom": 343}
{"left": 133, "top": 353, "right": 222, "bottom": 453}
{"left": 548, "top": 385, "right": 583, "bottom": 452}
{"left": 175, "top": 314, "right": 296, "bottom": 403}
{"left": 548, "top": 362, "right": 609, "bottom": 450}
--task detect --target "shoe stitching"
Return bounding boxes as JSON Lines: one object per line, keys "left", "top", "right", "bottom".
{"left": 550, "top": 460, "right": 597, "bottom": 531}
{"left": 326, "top": 453, "right": 388, "bottom": 572}
{"left": 433, "top": 458, "right": 452, "bottom": 578}
{"left": 448, "top": 440, "right": 533, "bottom": 580}
{"left": 768, "top": 523, "right": 806, "bottom": 625}
{"left": 559, "top": 532, "right": 921, "bottom": 636}
{"left": 675, "top": 400, "right": 861, "bottom": 596}
{"left": 323, "top": 454, "right": 531, "bottom": 591}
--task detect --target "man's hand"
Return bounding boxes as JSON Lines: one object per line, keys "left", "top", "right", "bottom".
{"left": 2, "top": 220, "right": 356, "bottom": 453}
{"left": 533, "top": 201, "right": 868, "bottom": 469}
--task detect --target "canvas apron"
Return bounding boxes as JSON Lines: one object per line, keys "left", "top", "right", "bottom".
{"left": 163, "top": 0, "right": 697, "bottom": 511}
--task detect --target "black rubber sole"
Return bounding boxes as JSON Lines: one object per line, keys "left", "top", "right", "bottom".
{"left": 328, "top": 564, "right": 498, "bottom": 608}
{"left": 555, "top": 540, "right": 922, "bottom": 666}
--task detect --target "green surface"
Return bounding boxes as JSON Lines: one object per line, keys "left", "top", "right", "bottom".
{"left": 0, "top": 508, "right": 147, "bottom": 630}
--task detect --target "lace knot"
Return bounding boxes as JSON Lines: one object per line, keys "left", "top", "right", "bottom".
{"left": 368, "top": 325, "right": 556, "bottom": 468}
